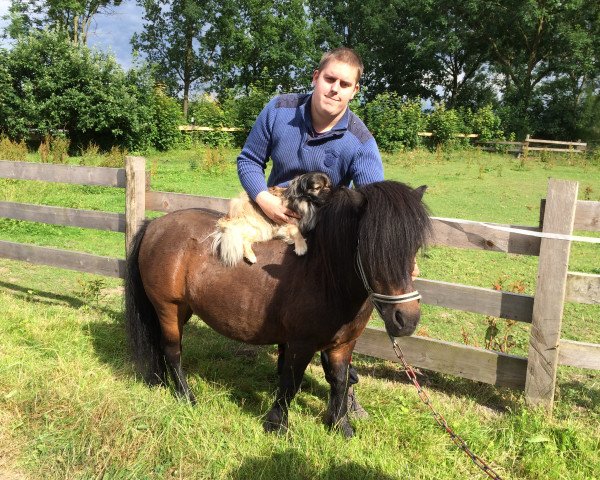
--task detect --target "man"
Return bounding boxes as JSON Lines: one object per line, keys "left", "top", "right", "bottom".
{"left": 237, "top": 47, "right": 384, "bottom": 418}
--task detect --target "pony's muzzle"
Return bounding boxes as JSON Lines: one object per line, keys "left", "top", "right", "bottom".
{"left": 382, "top": 302, "right": 421, "bottom": 337}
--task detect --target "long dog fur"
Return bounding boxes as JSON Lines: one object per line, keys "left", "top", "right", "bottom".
{"left": 212, "top": 172, "right": 332, "bottom": 266}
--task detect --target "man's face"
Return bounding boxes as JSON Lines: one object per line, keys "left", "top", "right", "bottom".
{"left": 311, "top": 60, "right": 359, "bottom": 125}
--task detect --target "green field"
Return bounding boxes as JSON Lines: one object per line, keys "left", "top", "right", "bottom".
{"left": 0, "top": 147, "right": 599, "bottom": 479}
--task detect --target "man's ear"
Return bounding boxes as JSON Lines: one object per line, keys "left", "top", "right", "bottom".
{"left": 311, "top": 69, "right": 320, "bottom": 87}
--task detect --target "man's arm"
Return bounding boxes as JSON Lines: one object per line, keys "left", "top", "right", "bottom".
{"left": 350, "top": 137, "right": 385, "bottom": 186}
{"left": 237, "top": 97, "right": 277, "bottom": 201}
{"left": 237, "top": 97, "right": 299, "bottom": 224}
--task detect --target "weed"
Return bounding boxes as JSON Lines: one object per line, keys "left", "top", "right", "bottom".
{"left": 484, "top": 317, "right": 517, "bottom": 352}
{"left": 79, "top": 142, "right": 101, "bottom": 165}
{"left": 461, "top": 325, "right": 480, "bottom": 347}
{"left": 76, "top": 278, "right": 107, "bottom": 307}
{"left": 99, "top": 146, "right": 128, "bottom": 168}
{"left": 584, "top": 185, "right": 593, "bottom": 201}
{"left": 38, "top": 135, "right": 70, "bottom": 164}
{"left": 0, "top": 136, "right": 28, "bottom": 161}
{"left": 202, "top": 146, "right": 229, "bottom": 175}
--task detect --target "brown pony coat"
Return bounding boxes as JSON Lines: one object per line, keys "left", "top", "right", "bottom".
{"left": 126, "top": 181, "right": 431, "bottom": 437}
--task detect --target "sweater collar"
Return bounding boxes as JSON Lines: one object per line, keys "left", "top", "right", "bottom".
{"left": 302, "top": 94, "right": 350, "bottom": 136}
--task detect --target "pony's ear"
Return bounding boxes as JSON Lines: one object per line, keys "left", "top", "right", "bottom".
{"left": 347, "top": 188, "right": 366, "bottom": 211}
{"left": 412, "top": 185, "right": 427, "bottom": 200}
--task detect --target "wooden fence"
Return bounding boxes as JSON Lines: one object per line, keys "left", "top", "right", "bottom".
{"left": 476, "top": 135, "right": 588, "bottom": 155}
{"left": 1, "top": 157, "right": 599, "bottom": 411}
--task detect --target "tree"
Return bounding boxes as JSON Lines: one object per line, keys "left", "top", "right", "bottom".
{"left": 0, "top": 29, "right": 179, "bottom": 151}
{"left": 421, "top": 0, "right": 496, "bottom": 110}
{"left": 206, "top": 0, "right": 319, "bottom": 97}
{"left": 456, "top": 0, "right": 600, "bottom": 138}
{"left": 132, "top": 0, "right": 214, "bottom": 118}
{"left": 3, "top": 0, "right": 122, "bottom": 45}
{"left": 307, "top": 0, "right": 444, "bottom": 100}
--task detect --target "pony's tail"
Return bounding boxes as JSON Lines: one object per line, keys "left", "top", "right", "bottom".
{"left": 125, "top": 221, "right": 167, "bottom": 385}
{"left": 211, "top": 223, "right": 244, "bottom": 267}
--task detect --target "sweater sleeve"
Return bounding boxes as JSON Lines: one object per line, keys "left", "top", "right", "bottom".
{"left": 237, "top": 97, "right": 278, "bottom": 200}
{"left": 350, "top": 137, "right": 385, "bottom": 187}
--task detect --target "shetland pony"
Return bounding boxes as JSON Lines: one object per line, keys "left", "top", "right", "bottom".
{"left": 125, "top": 181, "right": 431, "bottom": 437}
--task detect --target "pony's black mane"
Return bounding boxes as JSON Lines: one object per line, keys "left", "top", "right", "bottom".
{"left": 311, "top": 181, "right": 431, "bottom": 298}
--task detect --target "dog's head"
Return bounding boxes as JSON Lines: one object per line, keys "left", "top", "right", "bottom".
{"left": 285, "top": 172, "right": 332, "bottom": 205}
{"left": 284, "top": 172, "right": 332, "bottom": 234}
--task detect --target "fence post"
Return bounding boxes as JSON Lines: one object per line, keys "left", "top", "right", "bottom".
{"left": 125, "top": 156, "right": 146, "bottom": 256}
{"left": 524, "top": 179, "right": 578, "bottom": 410}
{"left": 522, "top": 134, "right": 530, "bottom": 158}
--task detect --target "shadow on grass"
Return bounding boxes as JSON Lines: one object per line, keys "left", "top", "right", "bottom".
{"left": 231, "top": 449, "right": 397, "bottom": 480}
{"left": 86, "top": 316, "right": 331, "bottom": 421}
{"left": 83, "top": 306, "right": 598, "bottom": 425}
{"left": 0, "top": 280, "right": 122, "bottom": 321}
{"left": 0, "top": 280, "right": 86, "bottom": 309}
{"left": 351, "top": 352, "right": 522, "bottom": 413}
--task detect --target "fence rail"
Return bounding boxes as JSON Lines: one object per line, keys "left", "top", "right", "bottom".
{"left": 476, "top": 136, "right": 588, "bottom": 155}
{"left": 1, "top": 157, "right": 599, "bottom": 411}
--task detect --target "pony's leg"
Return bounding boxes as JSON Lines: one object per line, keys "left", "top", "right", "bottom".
{"left": 158, "top": 303, "right": 196, "bottom": 404}
{"left": 264, "top": 343, "right": 314, "bottom": 434}
{"left": 321, "top": 342, "right": 356, "bottom": 438}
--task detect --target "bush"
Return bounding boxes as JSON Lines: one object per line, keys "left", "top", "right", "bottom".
{"left": 426, "top": 102, "right": 464, "bottom": 147}
{"left": 0, "top": 135, "right": 28, "bottom": 160}
{"left": 0, "top": 30, "right": 182, "bottom": 152}
{"left": 222, "top": 85, "right": 276, "bottom": 147}
{"left": 187, "top": 95, "right": 232, "bottom": 147}
{"left": 362, "top": 93, "right": 426, "bottom": 152}
{"left": 149, "top": 86, "right": 184, "bottom": 151}
{"left": 465, "top": 105, "right": 504, "bottom": 141}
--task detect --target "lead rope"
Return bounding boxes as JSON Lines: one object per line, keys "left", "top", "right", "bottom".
{"left": 355, "top": 250, "right": 503, "bottom": 479}
{"left": 389, "top": 337, "right": 504, "bottom": 479}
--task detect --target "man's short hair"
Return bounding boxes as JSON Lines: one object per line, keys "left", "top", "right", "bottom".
{"left": 318, "top": 47, "right": 364, "bottom": 84}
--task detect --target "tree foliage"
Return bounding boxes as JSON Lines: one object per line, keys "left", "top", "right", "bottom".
{"left": 132, "top": 0, "right": 213, "bottom": 118}
{"left": 0, "top": 30, "right": 180, "bottom": 151}
{"left": 4, "top": 0, "right": 122, "bottom": 44}
{"left": 1, "top": 0, "right": 599, "bottom": 145}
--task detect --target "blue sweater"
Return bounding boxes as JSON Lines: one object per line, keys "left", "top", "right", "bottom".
{"left": 237, "top": 93, "right": 384, "bottom": 200}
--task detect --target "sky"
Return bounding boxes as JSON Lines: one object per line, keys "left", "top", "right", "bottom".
{"left": 0, "top": 0, "right": 144, "bottom": 69}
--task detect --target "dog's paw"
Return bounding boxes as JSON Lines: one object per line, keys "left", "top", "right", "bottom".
{"left": 244, "top": 253, "right": 257, "bottom": 264}
{"left": 294, "top": 241, "right": 307, "bottom": 256}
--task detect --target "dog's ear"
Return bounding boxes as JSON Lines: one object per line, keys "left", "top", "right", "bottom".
{"left": 412, "top": 185, "right": 427, "bottom": 201}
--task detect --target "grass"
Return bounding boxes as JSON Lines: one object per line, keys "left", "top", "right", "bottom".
{"left": 0, "top": 146, "right": 599, "bottom": 479}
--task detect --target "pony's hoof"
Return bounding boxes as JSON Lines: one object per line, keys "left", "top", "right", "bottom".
{"left": 325, "top": 416, "right": 354, "bottom": 438}
{"left": 176, "top": 390, "right": 197, "bottom": 405}
{"left": 263, "top": 409, "right": 288, "bottom": 434}
{"left": 335, "top": 418, "right": 355, "bottom": 439}
{"left": 263, "top": 420, "right": 288, "bottom": 435}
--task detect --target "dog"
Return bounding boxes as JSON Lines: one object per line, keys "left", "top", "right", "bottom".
{"left": 212, "top": 172, "right": 332, "bottom": 266}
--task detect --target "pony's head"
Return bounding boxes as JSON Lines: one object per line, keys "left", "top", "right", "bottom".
{"left": 354, "top": 182, "right": 431, "bottom": 337}
{"left": 313, "top": 181, "right": 431, "bottom": 337}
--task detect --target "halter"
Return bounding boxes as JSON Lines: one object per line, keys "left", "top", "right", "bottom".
{"left": 355, "top": 249, "right": 421, "bottom": 316}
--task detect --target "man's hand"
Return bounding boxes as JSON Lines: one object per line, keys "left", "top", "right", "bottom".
{"left": 255, "top": 190, "right": 300, "bottom": 225}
